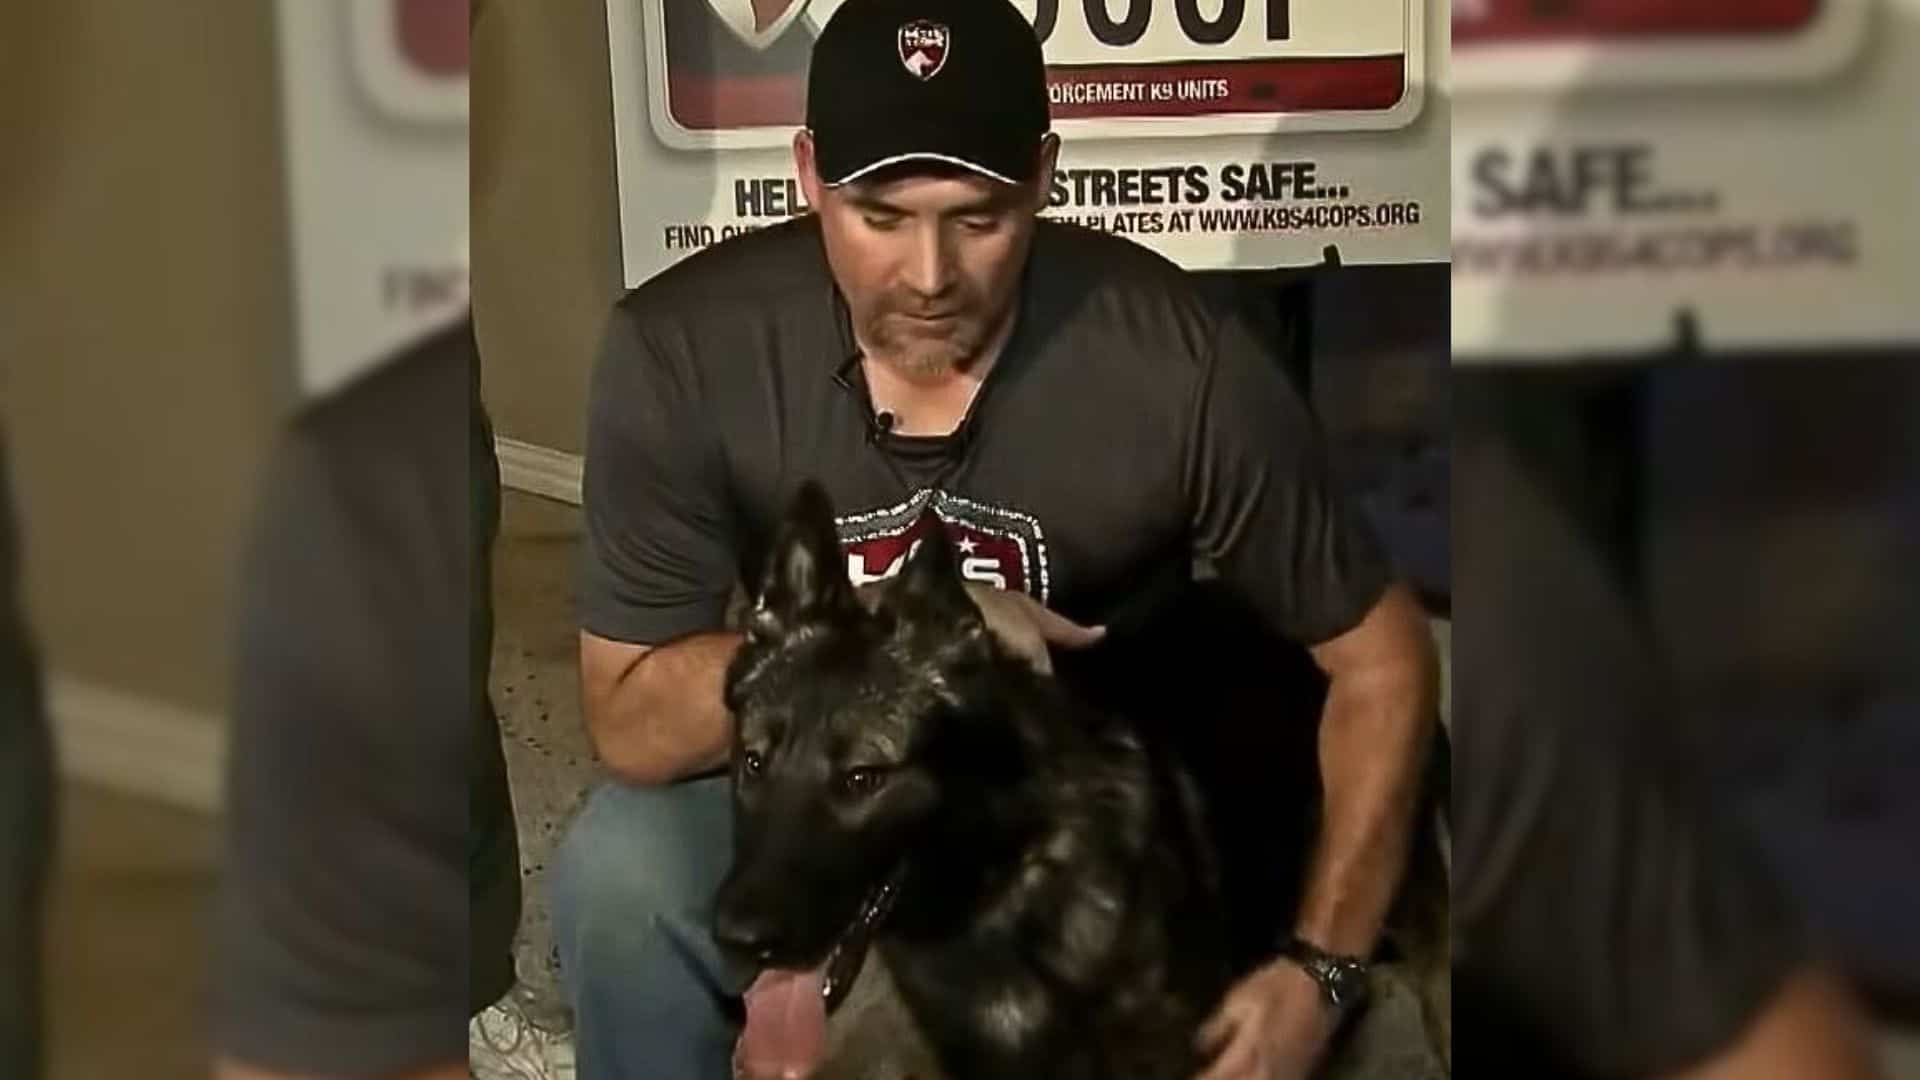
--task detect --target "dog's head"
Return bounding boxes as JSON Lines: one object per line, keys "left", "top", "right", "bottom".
{"left": 712, "top": 480, "right": 1023, "bottom": 971}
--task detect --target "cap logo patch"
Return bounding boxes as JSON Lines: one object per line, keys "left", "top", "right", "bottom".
{"left": 897, "top": 19, "right": 950, "bottom": 80}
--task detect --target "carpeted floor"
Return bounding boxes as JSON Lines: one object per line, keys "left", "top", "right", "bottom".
{"left": 490, "top": 490, "right": 604, "bottom": 1030}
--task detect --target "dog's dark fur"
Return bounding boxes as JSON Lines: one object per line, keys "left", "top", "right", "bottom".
{"left": 713, "top": 482, "right": 1234, "bottom": 1080}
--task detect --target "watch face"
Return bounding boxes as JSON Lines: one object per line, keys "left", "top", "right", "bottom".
{"left": 1328, "top": 963, "right": 1368, "bottom": 1006}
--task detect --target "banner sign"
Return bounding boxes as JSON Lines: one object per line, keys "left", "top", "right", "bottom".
{"left": 608, "top": 0, "right": 1450, "bottom": 285}
{"left": 274, "top": 0, "right": 470, "bottom": 398}
{"left": 1450, "top": 0, "right": 1920, "bottom": 359}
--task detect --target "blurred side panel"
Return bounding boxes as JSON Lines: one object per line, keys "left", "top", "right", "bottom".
{"left": 272, "top": 0, "right": 470, "bottom": 399}
{"left": 1452, "top": 0, "right": 1920, "bottom": 359}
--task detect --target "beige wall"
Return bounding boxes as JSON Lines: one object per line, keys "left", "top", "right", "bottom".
{"left": 0, "top": 0, "right": 288, "bottom": 717}
{"left": 472, "top": 0, "right": 624, "bottom": 456}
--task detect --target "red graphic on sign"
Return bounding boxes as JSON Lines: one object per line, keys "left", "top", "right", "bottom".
{"left": 835, "top": 494, "right": 1050, "bottom": 602}
{"left": 654, "top": 0, "right": 1406, "bottom": 133}
{"left": 1454, "top": 0, "right": 1820, "bottom": 43}
{"left": 1046, "top": 57, "right": 1404, "bottom": 120}
{"left": 395, "top": 0, "right": 469, "bottom": 77}
{"left": 665, "top": 56, "right": 1404, "bottom": 128}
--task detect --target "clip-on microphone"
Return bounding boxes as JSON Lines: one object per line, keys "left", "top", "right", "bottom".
{"left": 835, "top": 352, "right": 896, "bottom": 444}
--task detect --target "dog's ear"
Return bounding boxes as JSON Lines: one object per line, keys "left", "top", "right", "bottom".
{"left": 749, "top": 480, "right": 856, "bottom": 640}
{"left": 889, "top": 518, "right": 987, "bottom": 638}
{"left": 897, "top": 518, "right": 967, "bottom": 606}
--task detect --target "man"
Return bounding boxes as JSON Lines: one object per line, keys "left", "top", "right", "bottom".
{"left": 553, "top": 0, "right": 1438, "bottom": 1076}
{"left": 1, "top": 432, "right": 53, "bottom": 1080}
{"left": 210, "top": 313, "right": 521, "bottom": 1078}
{"left": 1452, "top": 377, "right": 1885, "bottom": 1078}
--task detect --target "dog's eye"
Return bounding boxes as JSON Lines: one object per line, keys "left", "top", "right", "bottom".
{"left": 741, "top": 750, "right": 765, "bottom": 777}
{"left": 838, "top": 767, "right": 887, "bottom": 798}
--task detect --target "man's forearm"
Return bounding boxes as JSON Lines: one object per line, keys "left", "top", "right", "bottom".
{"left": 589, "top": 630, "right": 743, "bottom": 784}
{"left": 1292, "top": 636, "right": 1438, "bottom": 957}
{"left": 1665, "top": 969, "right": 1884, "bottom": 1080}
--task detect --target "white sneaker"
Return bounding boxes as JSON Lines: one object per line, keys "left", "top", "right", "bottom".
{"left": 470, "top": 990, "right": 577, "bottom": 1080}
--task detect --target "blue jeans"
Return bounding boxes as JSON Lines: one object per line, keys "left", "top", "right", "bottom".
{"left": 549, "top": 778, "right": 752, "bottom": 1080}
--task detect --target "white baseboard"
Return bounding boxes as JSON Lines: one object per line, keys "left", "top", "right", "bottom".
{"left": 496, "top": 437, "right": 584, "bottom": 506}
{"left": 47, "top": 676, "right": 226, "bottom": 814}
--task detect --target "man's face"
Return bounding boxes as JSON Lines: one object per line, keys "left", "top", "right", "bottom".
{"left": 796, "top": 132, "right": 1056, "bottom": 377}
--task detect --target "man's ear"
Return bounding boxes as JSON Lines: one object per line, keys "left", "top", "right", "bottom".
{"left": 794, "top": 129, "right": 826, "bottom": 217}
{"left": 1027, "top": 133, "right": 1061, "bottom": 212}
{"left": 749, "top": 479, "right": 856, "bottom": 641}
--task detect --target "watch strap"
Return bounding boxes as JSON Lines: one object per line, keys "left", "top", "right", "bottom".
{"left": 1280, "top": 936, "right": 1371, "bottom": 1010}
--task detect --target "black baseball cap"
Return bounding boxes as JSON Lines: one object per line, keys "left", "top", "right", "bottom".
{"left": 805, "top": 0, "right": 1051, "bottom": 187}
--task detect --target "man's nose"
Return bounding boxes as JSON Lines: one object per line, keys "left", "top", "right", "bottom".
{"left": 903, "top": 223, "right": 956, "bottom": 299}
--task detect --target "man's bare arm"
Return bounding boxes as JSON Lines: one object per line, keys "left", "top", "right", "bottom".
{"left": 579, "top": 629, "right": 743, "bottom": 785}
{"left": 1663, "top": 969, "right": 1885, "bottom": 1080}
{"left": 1293, "top": 583, "right": 1440, "bottom": 956}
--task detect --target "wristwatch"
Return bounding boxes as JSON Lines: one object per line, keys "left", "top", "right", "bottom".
{"left": 1279, "top": 937, "right": 1371, "bottom": 1011}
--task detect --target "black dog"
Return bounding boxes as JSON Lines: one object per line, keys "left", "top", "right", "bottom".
{"left": 712, "top": 481, "right": 1233, "bottom": 1080}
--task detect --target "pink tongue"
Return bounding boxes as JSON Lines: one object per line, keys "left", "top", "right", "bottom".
{"left": 735, "top": 966, "right": 828, "bottom": 1080}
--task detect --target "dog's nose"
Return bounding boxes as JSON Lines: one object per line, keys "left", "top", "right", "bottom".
{"left": 712, "top": 908, "right": 788, "bottom": 965}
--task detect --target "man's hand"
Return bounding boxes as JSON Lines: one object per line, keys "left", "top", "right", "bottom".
{"left": 858, "top": 579, "right": 1104, "bottom": 673}
{"left": 1194, "top": 959, "right": 1339, "bottom": 1080}
{"left": 960, "top": 582, "right": 1104, "bottom": 673}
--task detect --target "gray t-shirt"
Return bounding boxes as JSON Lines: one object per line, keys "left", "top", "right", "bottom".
{"left": 212, "top": 316, "right": 516, "bottom": 1074}
{"left": 579, "top": 215, "right": 1391, "bottom": 655}
{"left": 1452, "top": 403, "right": 1809, "bottom": 1076}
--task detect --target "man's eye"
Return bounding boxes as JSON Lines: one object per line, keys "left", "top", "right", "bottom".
{"left": 862, "top": 214, "right": 903, "bottom": 231}
{"left": 956, "top": 215, "right": 999, "bottom": 233}
{"left": 741, "top": 750, "right": 764, "bottom": 777}
{"left": 838, "top": 767, "right": 887, "bottom": 798}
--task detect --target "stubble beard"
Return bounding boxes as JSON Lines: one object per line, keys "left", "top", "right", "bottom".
{"left": 861, "top": 305, "right": 1007, "bottom": 379}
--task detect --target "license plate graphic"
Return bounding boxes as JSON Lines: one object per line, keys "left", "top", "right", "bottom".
{"left": 642, "top": 0, "right": 1423, "bottom": 148}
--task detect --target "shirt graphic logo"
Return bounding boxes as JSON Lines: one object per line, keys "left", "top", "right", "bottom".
{"left": 835, "top": 489, "right": 1049, "bottom": 603}
{"left": 897, "top": 20, "right": 950, "bottom": 80}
